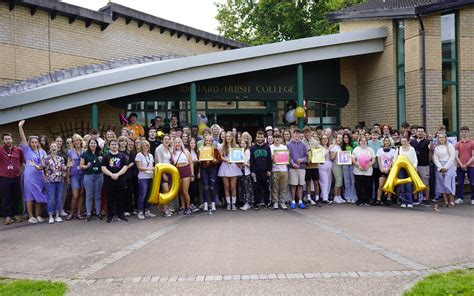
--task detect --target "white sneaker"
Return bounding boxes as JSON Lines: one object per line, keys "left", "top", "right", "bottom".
{"left": 307, "top": 197, "right": 316, "bottom": 205}
{"left": 454, "top": 198, "right": 463, "bottom": 204}
{"left": 28, "top": 217, "right": 38, "bottom": 224}
{"left": 211, "top": 202, "right": 216, "bottom": 211}
{"left": 273, "top": 202, "right": 279, "bottom": 209}
{"left": 231, "top": 204, "right": 237, "bottom": 211}
{"left": 163, "top": 208, "right": 172, "bottom": 217}
{"left": 240, "top": 203, "right": 250, "bottom": 211}
{"left": 280, "top": 203, "right": 288, "bottom": 210}
{"left": 333, "top": 196, "right": 342, "bottom": 204}
{"left": 36, "top": 216, "right": 44, "bottom": 223}
{"left": 137, "top": 212, "right": 145, "bottom": 220}
{"left": 145, "top": 210, "right": 156, "bottom": 218}
{"left": 401, "top": 204, "right": 407, "bottom": 208}
{"left": 55, "top": 216, "right": 63, "bottom": 223}
{"left": 48, "top": 216, "right": 54, "bottom": 224}
{"left": 60, "top": 210, "right": 68, "bottom": 217}
{"left": 340, "top": 197, "right": 347, "bottom": 203}
{"left": 124, "top": 212, "right": 131, "bottom": 217}
{"left": 203, "top": 202, "right": 208, "bottom": 212}
{"left": 407, "top": 204, "right": 413, "bottom": 208}
{"left": 226, "top": 204, "right": 231, "bottom": 211}
{"left": 471, "top": 200, "right": 474, "bottom": 205}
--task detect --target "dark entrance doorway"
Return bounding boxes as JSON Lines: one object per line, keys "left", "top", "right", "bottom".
{"left": 215, "top": 114, "right": 265, "bottom": 137}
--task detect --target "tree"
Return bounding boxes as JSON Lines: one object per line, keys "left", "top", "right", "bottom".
{"left": 215, "top": 0, "right": 364, "bottom": 45}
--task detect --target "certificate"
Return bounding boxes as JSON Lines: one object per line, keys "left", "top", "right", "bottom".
{"left": 337, "top": 151, "right": 352, "bottom": 165}
{"left": 229, "top": 148, "right": 244, "bottom": 163}
{"left": 311, "top": 148, "right": 325, "bottom": 164}
{"left": 274, "top": 150, "right": 289, "bottom": 165}
{"left": 199, "top": 146, "right": 214, "bottom": 161}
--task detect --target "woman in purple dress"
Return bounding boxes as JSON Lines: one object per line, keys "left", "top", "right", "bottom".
{"left": 18, "top": 120, "right": 48, "bottom": 224}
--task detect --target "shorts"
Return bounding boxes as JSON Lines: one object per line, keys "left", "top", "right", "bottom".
{"left": 289, "top": 169, "right": 305, "bottom": 186}
{"left": 417, "top": 166, "right": 430, "bottom": 185}
{"left": 177, "top": 165, "right": 192, "bottom": 179}
{"left": 70, "top": 174, "right": 84, "bottom": 190}
{"left": 305, "top": 168, "right": 319, "bottom": 181}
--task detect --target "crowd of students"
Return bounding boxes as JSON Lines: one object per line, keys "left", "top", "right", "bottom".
{"left": 1, "top": 113, "right": 473, "bottom": 226}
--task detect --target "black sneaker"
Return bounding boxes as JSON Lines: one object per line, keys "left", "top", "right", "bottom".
{"left": 118, "top": 216, "right": 128, "bottom": 222}
{"left": 86, "top": 215, "right": 91, "bottom": 221}
{"left": 106, "top": 217, "right": 112, "bottom": 223}
{"left": 254, "top": 204, "right": 260, "bottom": 211}
{"left": 97, "top": 214, "right": 103, "bottom": 221}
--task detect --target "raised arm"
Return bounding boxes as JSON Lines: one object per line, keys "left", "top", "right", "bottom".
{"left": 18, "top": 120, "right": 27, "bottom": 146}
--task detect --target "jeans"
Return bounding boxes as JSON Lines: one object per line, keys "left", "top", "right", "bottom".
{"left": 456, "top": 167, "right": 474, "bottom": 200}
{"left": 45, "top": 182, "right": 64, "bottom": 215}
{"left": 343, "top": 165, "right": 357, "bottom": 202}
{"left": 201, "top": 166, "right": 218, "bottom": 203}
{"left": 399, "top": 169, "right": 412, "bottom": 205}
{"left": 253, "top": 171, "right": 270, "bottom": 205}
{"left": 138, "top": 178, "right": 152, "bottom": 212}
{"left": 84, "top": 174, "right": 103, "bottom": 216}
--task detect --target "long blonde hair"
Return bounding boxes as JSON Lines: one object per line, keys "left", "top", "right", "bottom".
{"left": 221, "top": 131, "right": 236, "bottom": 157}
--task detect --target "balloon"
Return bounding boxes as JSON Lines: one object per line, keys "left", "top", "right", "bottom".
{"left": 197, "top": 114, "right": 208, "bottom": 125}
{"left": 119, "top": 113, "right": 128, "bottom": 125}
{"left": 148, "top": 163, "right": 180, "bottom": 206}
{"left": 358, "top": 153, "right": 371, "bottom": 170}
{"left": 198, "top": 123, "right": 208, "bottom": 135}
{"left": 382, "top": 155, "right": 427, "bottom": 194}
{"left": 295, "top": 106, "right": 305, "bottom": 118}
{"left": 156, "top": 131, "right": 164, "bottom": 139}
{"left": 285, "top": 110, "right": 297, "bottom": 123}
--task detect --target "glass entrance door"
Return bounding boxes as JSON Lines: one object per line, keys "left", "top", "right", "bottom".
{"left": 212, "top": 114, "right": 265, "bottom": 137}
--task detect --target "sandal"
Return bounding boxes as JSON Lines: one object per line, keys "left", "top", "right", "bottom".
{"left": 66, "top": 214, "right": 74, "bottom": 220}
{"left": 76, "top": 214, "right": 84, "bottom": 220}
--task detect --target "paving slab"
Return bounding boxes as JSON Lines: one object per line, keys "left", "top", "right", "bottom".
{"left": 92, "top": 210, "right": 404, "bottom": 278}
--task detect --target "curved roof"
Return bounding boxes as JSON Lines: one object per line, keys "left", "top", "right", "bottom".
{"left": 0, "top": 27, "right": 387, "bottom": 125}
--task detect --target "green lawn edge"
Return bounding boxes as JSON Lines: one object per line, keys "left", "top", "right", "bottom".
{"left": 0, "top": 278, "right": 67, "bottom": 296}
{"left": 404, "top": 269, "right": 474, "bottom": 296}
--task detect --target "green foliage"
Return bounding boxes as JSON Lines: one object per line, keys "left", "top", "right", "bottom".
{"left": 215, "top": 0, "right": 364, "bottom": 45}
{"left": 0, "top": 279, "right": 67, "bottom": 296}
{"left": 404, "top": 269, "right": 474, "bottom": 296}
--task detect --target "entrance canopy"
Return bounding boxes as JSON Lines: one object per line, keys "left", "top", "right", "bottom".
{"left": 0, "top": 27, "right": 387, "bottom": 125}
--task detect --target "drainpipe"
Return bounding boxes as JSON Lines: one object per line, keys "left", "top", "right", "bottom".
{"left": 418, "top": 15, "right": 427, "bottom": 129}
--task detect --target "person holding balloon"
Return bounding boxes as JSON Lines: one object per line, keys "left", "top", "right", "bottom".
{"left": 375, "top": 137, "right": 396, "bottom": 205}
{"left": 352, "top": 136, "right": 376, "bottom": 206}
{"left": 393, "top": 136, "right": 418, "bottom": 208}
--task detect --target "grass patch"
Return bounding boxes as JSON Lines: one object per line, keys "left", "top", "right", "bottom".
{"left": 0, "top": 278, "right": 67, "bottom": 296}
{"left": 404, "top": 269, "right": 474, "bottom": 296}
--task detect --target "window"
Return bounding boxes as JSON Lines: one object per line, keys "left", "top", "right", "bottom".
{"left": 441, "top": 13, "right": 458, "bottom": 134}
{"left": 396, "top": 20, "right": 406, "bottom": 127}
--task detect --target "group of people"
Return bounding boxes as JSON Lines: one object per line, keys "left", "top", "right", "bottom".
{"left": 1, "top": 113, "right": 473, "bottom": 226}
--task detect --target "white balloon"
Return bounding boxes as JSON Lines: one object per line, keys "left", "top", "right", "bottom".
{"left": 285, "top": 110, "right": 297, "bottom": 123}
{"left": 197, "top": 114, "right": 208, "bottom": 125}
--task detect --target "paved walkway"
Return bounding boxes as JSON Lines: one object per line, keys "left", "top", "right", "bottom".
{"left": 0, "top": 202, "right": 473, "bottom": 295}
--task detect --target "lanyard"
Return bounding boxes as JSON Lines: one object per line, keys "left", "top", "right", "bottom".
{"left": 32, "top": 149, "right": 42, "bottom": 164}
{"left": 143, "top": 153, "right": 151, "bottom": 168}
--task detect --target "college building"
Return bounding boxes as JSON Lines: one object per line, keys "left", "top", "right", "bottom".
{"left": 0, "top": 0, "right": 473, "bottom": 138}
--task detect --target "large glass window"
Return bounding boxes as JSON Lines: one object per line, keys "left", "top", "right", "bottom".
{"left": 396, "top": 20, "right": 406, "bottom": 127}
{"left": 441, "top": 13, "right": 458, "bottom": 133}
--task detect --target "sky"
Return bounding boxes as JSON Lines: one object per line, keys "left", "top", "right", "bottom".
{"left": 62, "top": 0, "right": 222, "bottom": 34}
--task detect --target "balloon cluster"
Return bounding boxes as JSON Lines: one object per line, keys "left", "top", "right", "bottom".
{"left": 197, "top": 114, "right": 209, "bottom": 135}
{"left": 285, "top": 106, "right": 305, "bottom": 123}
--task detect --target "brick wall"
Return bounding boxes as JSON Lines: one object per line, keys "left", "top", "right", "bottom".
{"left": 458, "top": 6, "right": 474, "bottom": 130}
{"left": 0, "top": 3, "right": 223, "bottom": 85}
{"left": 340, "top": 19, "right": 397, "bottom": 128}
{"left": 340, "top": 57, "right": 358, "bottom": 128}
{"left": 0, "top": 101, "right": 123, "bottom": 142}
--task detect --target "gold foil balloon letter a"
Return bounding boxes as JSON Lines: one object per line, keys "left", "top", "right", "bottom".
{"left": 382, "top": 155, "right": 426, "bottom": 194}
{"left": 148, "top": 163, "right": 180, "bottom": 205}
